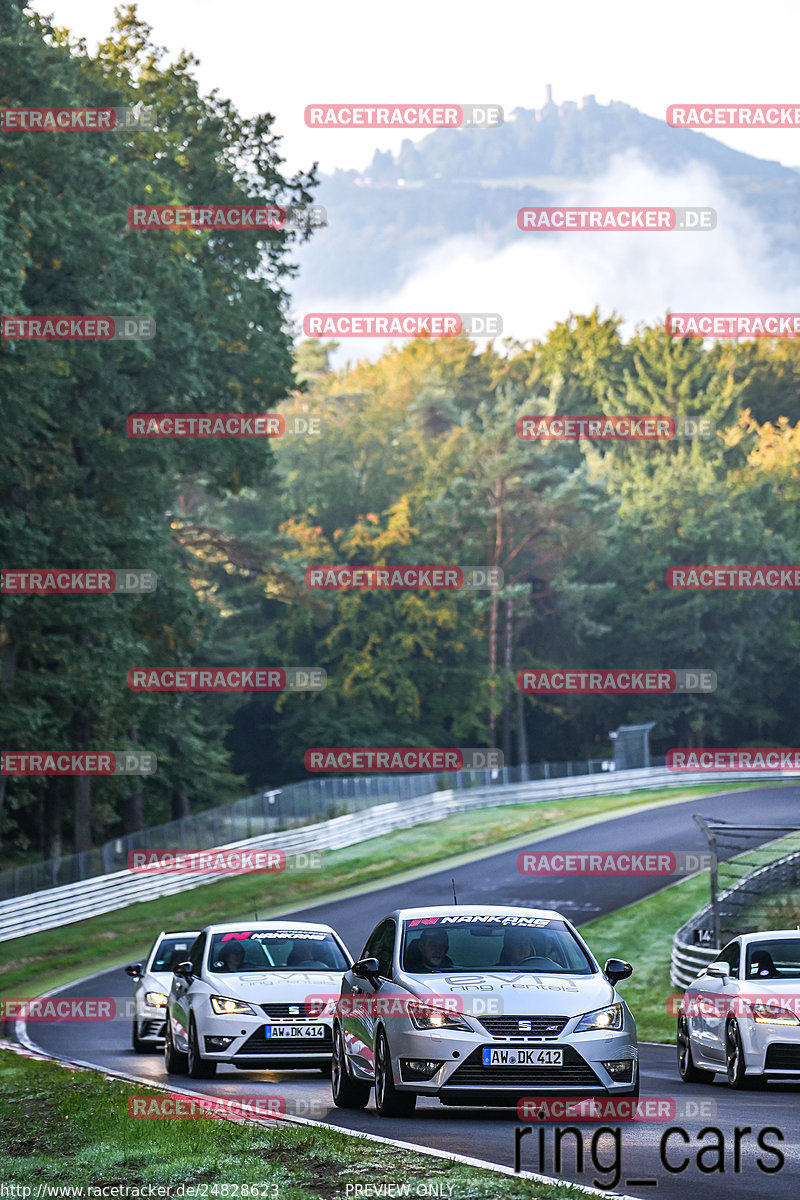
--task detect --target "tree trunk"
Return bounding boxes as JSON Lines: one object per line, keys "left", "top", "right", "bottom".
{"left": 42, "top": 777, "right": 63, "bottom": 860}
{"left": 123, "top": 727, "right": 144, "bottom": 832}
{"left": 502, "top": 597, "right": 513, "bottom": 766}
{"left": 73, "top": 775, "right": 92, "bottom": 854}
{"left": 0, "top": 640, "right": 18, "bottom": 851}
{"left": 516, "top": 687, "right": 529, "bottom": 777}
{"left": 171, "top": 787, "right": 191, "bottom": 820}
{"left": 488, "top": 478, "right": 503, "bottom": 746}
{"left": 73, "top": 708, "right": 92, "bottom": 853}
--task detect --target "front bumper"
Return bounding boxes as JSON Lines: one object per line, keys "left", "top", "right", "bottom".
{"left": 186, "top": 1010, "right": 334, "bottom": 1066}
{"left": 375, "top": 1020, "right": 638, "bottom": 1103}
{"left": 740, "top": 1019, "right": 800, "bottom": 1076}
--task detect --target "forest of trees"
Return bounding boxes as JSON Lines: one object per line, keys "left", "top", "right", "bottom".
{"left": 2, "top": 2, "right": 800, "bottom": 864}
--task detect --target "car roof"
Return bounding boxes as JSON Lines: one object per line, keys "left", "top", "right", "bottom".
{"left": 199, "top": 920, "right": 340, "bottom": 934}
{"left": 156, "top": 930, "right": 200, "bottom": 940}
{"left": 738, "top": 930, "right": 800, "bottom": 945}
{"left": 389, "top": 905, "right": 568, "bottom": 922}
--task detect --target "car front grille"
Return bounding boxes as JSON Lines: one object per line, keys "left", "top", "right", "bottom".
{"left": 237, "top": 1025, "right": 333, "bottom": 1055}
{"left": 446, "top": 1045, "right": 600, "bottom": 1088}
{"left": 260, "top": 1003, "right": 326, "bottom": 1019}
{"left": 765, "top": 1044, "right": 800, "bottom": 1070}
{"left": 478, "top": 1015, "right": 568, "bottom": 1038}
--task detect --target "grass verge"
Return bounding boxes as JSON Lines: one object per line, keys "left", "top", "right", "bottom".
{"left": 0, "top": 782, "right": 775, "bottom": 1009}
{"left": 0, "top": 1048, "right": 583, "bottom": 1198}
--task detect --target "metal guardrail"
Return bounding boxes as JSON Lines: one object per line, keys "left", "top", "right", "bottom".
{"left": 671, "top": 843, "right": 800, "bottom": 988}
{"left": 0, "top": 758, "right": 613, "bottom": 901}
{"left": 3, "top": 765, "right": 796, "bottom": 944}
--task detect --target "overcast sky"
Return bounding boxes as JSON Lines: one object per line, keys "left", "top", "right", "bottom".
{"left": 29, "top": 0, "right": 800, "bottom": 176}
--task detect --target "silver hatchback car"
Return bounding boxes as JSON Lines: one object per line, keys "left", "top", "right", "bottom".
{"left": 331, "top": 905, "right": 638, "bottom": 1115}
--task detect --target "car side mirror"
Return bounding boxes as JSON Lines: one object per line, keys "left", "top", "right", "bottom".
{"left": 706, "top": 962, "right": 730, "bottom": 979}
{"left": 353, "top": 957, "right": 380, "bottom": 983}
{"left": 604, "top": 957, "right": 633, "bottom": 986}
{"left": 175, "top": 960, "right": 194, "bottom": 982}
{"left": 125, "top": 962, "right": 143, "bottom": 979}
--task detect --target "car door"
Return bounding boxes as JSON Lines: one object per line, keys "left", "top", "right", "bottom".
{"left": 343, "top": 919, "right": 396, "bottom": 1076}
{"left": 696, "top": 939, "right": 741, "bottom": 1062}
{"left": 170, "top": 932, "right": 205, "bottom": 1049}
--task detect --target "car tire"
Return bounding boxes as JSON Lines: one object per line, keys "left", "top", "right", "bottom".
{"left": 726, "top": 1019, "right": 759, "bottom": 1089}
{"left": 331, "top": 1023, "right": 370, "bottom": 1110}
{"left": 164, "top": 1015, "right": 188, "bottom": 1075}
{"left": 677, "top": 1017, "right": 714, "bottom": 1083}
{"left": 188, "top": 1015, "right": 217, "bottom": 1078}
{"left": 374, "top": 1028, "right": 416, "bottom": 1117}
{"left": 132, "top": 1019, "right": 149, "bottom": 1053}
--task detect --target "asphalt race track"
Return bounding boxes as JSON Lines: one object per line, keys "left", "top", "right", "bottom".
{"left": 19, "top": 786, "right": 800, "bottom": 1199}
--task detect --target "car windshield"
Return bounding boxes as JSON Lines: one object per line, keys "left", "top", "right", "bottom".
{"left": 151, "top": 936, "right": 195, "bottom": 972}
{"left": 208, "top": 930, "right": 349, "bottom": 972}
{"left": 401, "top": 918, "right": 594, "bottom": 974}
{"left": 745, "top": 939, "right": 800, "bottom": 980}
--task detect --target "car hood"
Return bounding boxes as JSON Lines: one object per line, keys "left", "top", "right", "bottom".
{"left": 145, "top": 971, "right": 174, "bottom": 994}
{"left": 206, "top": 970, "right": 344, "bottom": 1002}
{"left": 396, "top": 970, "right": 617, "bottom": 1016}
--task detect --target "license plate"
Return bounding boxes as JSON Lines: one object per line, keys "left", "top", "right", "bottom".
{"left": 265, "top": 1024, "right": 326, "bottom": 1039}
{"left": 483, "top": 1046, "right": 563, "bottom": 1067}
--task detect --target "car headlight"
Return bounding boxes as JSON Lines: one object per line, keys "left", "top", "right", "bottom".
{"left": 144, "top": 991, "right": 168, "bottom": 1008}
{"left": 209, "top": 994, "right": 257, "bottom": 1016}
{"left": 407, "top": 1001, "right": 472, "bottom": 1032}
{"left": 574, "top": 1003, "right": 623, "bottom": 1033}
{"left": 750, "top": 1002, "right": 800, "bottom": 1026}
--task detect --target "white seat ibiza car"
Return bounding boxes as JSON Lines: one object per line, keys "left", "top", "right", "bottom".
{"left": 126, "top": 930, "right": 199, "bottom": 1052}
{"left": 330, "top": 905, "right": 638, "bottom": 1116}
{"left": 164, "top": 920, "right": 352, "bottom": 1078}
{"left": 678, "top": 929, "right": 800, "bottom": 1089}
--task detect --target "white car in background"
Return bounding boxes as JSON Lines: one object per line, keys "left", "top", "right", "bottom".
{"left": 164, "top": 920, "right": 352, "bottom": 1078}
{"left": 126, "top": 929, "right": 199, "bottom": 1052}
{"left": 678, "top": 929, "right": 800, "bottom": 1089}
{"left": 331, "top": 905, "right": 638, "bottom": 1116}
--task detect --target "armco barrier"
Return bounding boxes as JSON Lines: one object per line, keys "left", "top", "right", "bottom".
{"left": 671, "top": 844, "right": 800, "bottom": 989}
{"left": 2, "top": 767, "right": 797, "bottom": 943}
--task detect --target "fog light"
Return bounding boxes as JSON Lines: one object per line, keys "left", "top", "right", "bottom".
{"left": 205, "top": 1035, "right": 235, "bottom": 1051}
{"left": 602, "top": 1059, "right": 634, "bottom": 1082}
{"left": 400, "top": 1059, "right": 443, "bottom": 1081}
